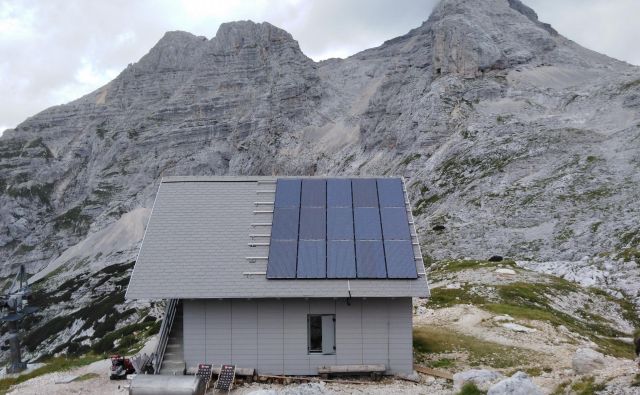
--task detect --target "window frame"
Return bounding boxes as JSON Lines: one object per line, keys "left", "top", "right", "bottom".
{"left": 307, "top": 314, "right": 336, "bottom": 355}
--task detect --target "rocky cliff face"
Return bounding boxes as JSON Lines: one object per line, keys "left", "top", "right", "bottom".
{"left": 0, "top": 0, "right": 639, "bottom": 361}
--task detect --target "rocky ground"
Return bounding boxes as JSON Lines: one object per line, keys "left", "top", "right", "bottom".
{"left": 1, "top": 0, "right": 639, "bottom": 392}
{"left": 5, "top": 260, "right": 639, "bottom": 394}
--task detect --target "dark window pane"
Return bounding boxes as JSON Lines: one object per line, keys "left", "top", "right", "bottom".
{"left": 327, "top": 208, "right": 354, "bottom": 240}
{"left": 266, "top": 240, "right": 297, "bottom": 278}
{"left": 327, "top": 240, "right": 356, "bottom": 278}
{"left": 354, "top": 208, "right": 382, "bottom": 240}
{"left": 384, "top": 240, "right": 418, "bottom": 278}
{"left": 297, "top": 240, "right": 326, "bottom": 278}
{"left": 270, "top": 207, "right": 299, "bottom": 240}
{"left": 352, "top": 179, "right": 378, "bottom": 207}
{"left": 274, "top": 179, "right": 301, "bottom": 208}
{"left": 301, "top": 179, "right": 326, "bottom": 207}
{"left": 380, "top": 207, "right": 411, "bottom": 240}
{"left": 355, "top": 240, "right": 387, "bottom": 278}
{"left": 308, "top": 315, "right": 322, "bottom": 353}
{"left": 299, "top": 207, "right": 326, "bottom": 240}
{"left": 377, "top": 178, "right": 405, "bottom": 207}
{"left": 327, "top": 179, "right": 352, "bottom": 207}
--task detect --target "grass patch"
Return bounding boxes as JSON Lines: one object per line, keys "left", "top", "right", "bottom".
{"left": 426, "top": 262, "right": 637, "bottom": 359}
{"left": 7, "top": 183, "right": 54, "bottom": 204}
{"left": 622, "top": 79, "right": 640, "bottom": 90}
{"left": 458, "top": 382, "right": 486, "bottom": 395}
{"left": 400, "top": 153, "right": 421, "bottom": 166}
{"left": 428, "top": 358, "right": 456, "bottom": 369}
{"left": 53, "top": 205, "right": 91, "bottom": 234}
{"left": 73, "top": 372, "right": 99, "bottom": 382}
{"left": 413, "top": 326, "right": 533, "bottom": 369}
{"left": 571, "top": 376, "right": 606, "bottom": 395}
{"left": 0, "top": 355, "right": 100, "bottom": 394}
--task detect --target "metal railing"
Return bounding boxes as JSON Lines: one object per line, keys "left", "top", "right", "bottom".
{"left": 153, "top": 298, "right": 178, "bottom": 374}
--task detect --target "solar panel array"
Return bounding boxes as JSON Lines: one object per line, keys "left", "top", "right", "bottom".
{"left": 266, "top": 178, "right": 418, "bottom": 279}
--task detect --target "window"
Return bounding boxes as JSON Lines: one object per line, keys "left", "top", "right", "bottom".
{"left": 307, "top": 314, "right": 335, "bottom": 354}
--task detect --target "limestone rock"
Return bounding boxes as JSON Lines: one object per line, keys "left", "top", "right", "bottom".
{"left": 572, "top": 347, "right": 605, "bottom": 374}
{"left": 1, "top": 0, "right": 640, "bottom": 360}
{"left": 453, "top": 369, "right": 504, "bottom": 391}
{"left": 487, "top": 371, "right": 543, "bottom": 395}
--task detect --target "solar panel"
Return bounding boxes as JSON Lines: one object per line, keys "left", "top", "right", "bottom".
{"left": 384, "top": 240, "right": 418, "bottom": 278}
{"left": 267, "top": 177, "right": 419, "bottom": 280}
{"left": 380, "top": 207, "right": 411, "bottom": 240}
{"left": 327, "top": 179, "right": 352, "bottom": 207}
{"left": 301, "top": 179, "right": 326, "bottom": 208}
{"left": 352, "top": 179, "right": 378, "bottom": 207}
{"left": 355, "top": 240, "right": 387, "bottom": 278}
{"left": 377, "top": 178, "right": 405, "bottom": 207}
{"left": 327, "top": 240, "right": 356, "bottom": 278}
{"left": 327, "top": 208, "right": 354, "bottom": 240}
{"left": 353, "top": 208, "right": 382, "bottom": 240}
{"left": 297, "top": 240, "right": 326, "bottom": 278}
{"left": 270, "top": 207, "right": 299, "bottom": 240}
{"left": 274, "top": 179, "right": 301, "bottom": 208}
{"left": 266, "top": 240, "right": 297, "bottom": 278}
{"left": 299, "top": 207, "right": 326, "bottom": 240}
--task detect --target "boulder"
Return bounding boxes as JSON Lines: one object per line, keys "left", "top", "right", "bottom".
{"left": 487, "top": 372, "right": 543, "bottom": 395}
{"left": 453, "top": 369, "right": 504, "bottom": 391}
{"left": 572, "top": 347, "right": 605, "bottom": 374}
{"left": 501, "top": 322, "right": 536, "bottom": 333}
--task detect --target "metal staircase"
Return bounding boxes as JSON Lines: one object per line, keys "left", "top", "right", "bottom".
{"left": 154, "top": 299, "right": 185, "bottom": 375}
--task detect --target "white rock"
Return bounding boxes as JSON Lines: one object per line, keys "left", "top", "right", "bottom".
{"left": 453, "top": 369, "right": 505, "bottom": 391}
{"left": 495, "top": 268, "right": 516, "bottom": 275}
{"left": 487, "top": 372, "right": 543, "bottom": 395}
{"left": 493, "top": 315, "right": 514, "bottom": 322}
{"left": 446, "top": 282, "right": 462, "bottom": 289}
{"left": 396, "top": 371, "right": 421, "bottom": 382}
{"left": 502, "top": 323, "right": 537, "bottom": 333}
{"left": 572, "top": 347, "right": 605, "bottom": 374}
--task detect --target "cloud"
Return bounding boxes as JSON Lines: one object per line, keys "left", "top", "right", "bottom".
{"left": 0, "top": 0, "right": 638, "bottom": 133}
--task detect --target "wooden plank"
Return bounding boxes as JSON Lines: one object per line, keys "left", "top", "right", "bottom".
{"left": 413, "top": 365, "right": 453, "bottom": 380}
{"left": 258, "top": 375, "right": 370, "bottom": 385}
{"left": 317, "top": 364, "right": 386, "bottom": 374}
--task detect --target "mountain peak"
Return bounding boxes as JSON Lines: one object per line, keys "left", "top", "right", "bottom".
{"left": 212, "top": 20, "right": 297, "bottom": 50}
{"left": 426, "top": 0, "right": 560, "bottom": 77}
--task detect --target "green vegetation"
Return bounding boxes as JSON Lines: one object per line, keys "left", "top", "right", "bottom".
{"left": 15, "top": 244, "right": 36, "bottom": 255}
{"left": 414, "top": 326, "right": 534, "bottom": 369}
{"left": 458, "top": 382, "right": 485, "bottom": 395}
{"left": 585, "top": 155, "right": 599, "bottom": 163}
{"left": 428, "top": 358, "right": 456, "bottom": 368}
{"left": 617, "top": 248, "right": 640, "bottom": 263}
{"left": 53, "top": 206, "right": 91, "bottom": 234}
{"left": 96, "top": 125, "right": 108, "bottom": 139}
{"left": 570, "top": 376, "right": 606, "bottom": 395}
{"left": 413, "top": 194, "right": 440, "bottom": 216}
{"left": 620, "top": 229, "right": 640, "bottom": 246}
{"left": 73, "top": 373, "right": 99, "bottom": 382}
{"left": 0, "top": 355, "right": 100, "bottom": 394}
{"left": 400, "top": 153, "right": 421, "bottom": 166}
{"left": 25, "top": 262, "right": 140, "bottom": 354}
{"left": 427, "top": 260, "right": 640, "bottom": 359}
{"left": 7, "top": 182, "right": 54, "bottom": 204}
{"left": 621, "top": 79, "right": 640, "bottom": 90}
{"left": 92, "top": 320, "right": 160, "bottom": 355}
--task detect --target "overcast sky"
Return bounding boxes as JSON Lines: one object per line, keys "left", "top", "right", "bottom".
{"left": 1, "top": 0, "right": 639, "bottom": 134}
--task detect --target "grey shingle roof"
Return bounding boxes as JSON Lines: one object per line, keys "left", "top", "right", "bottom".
{"left": 126, "top": 176, "right": 430, "bottom": 299}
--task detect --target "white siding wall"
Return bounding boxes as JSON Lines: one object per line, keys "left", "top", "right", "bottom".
{"left": 182, "top": 298, "right": 413, "bottom": 375}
